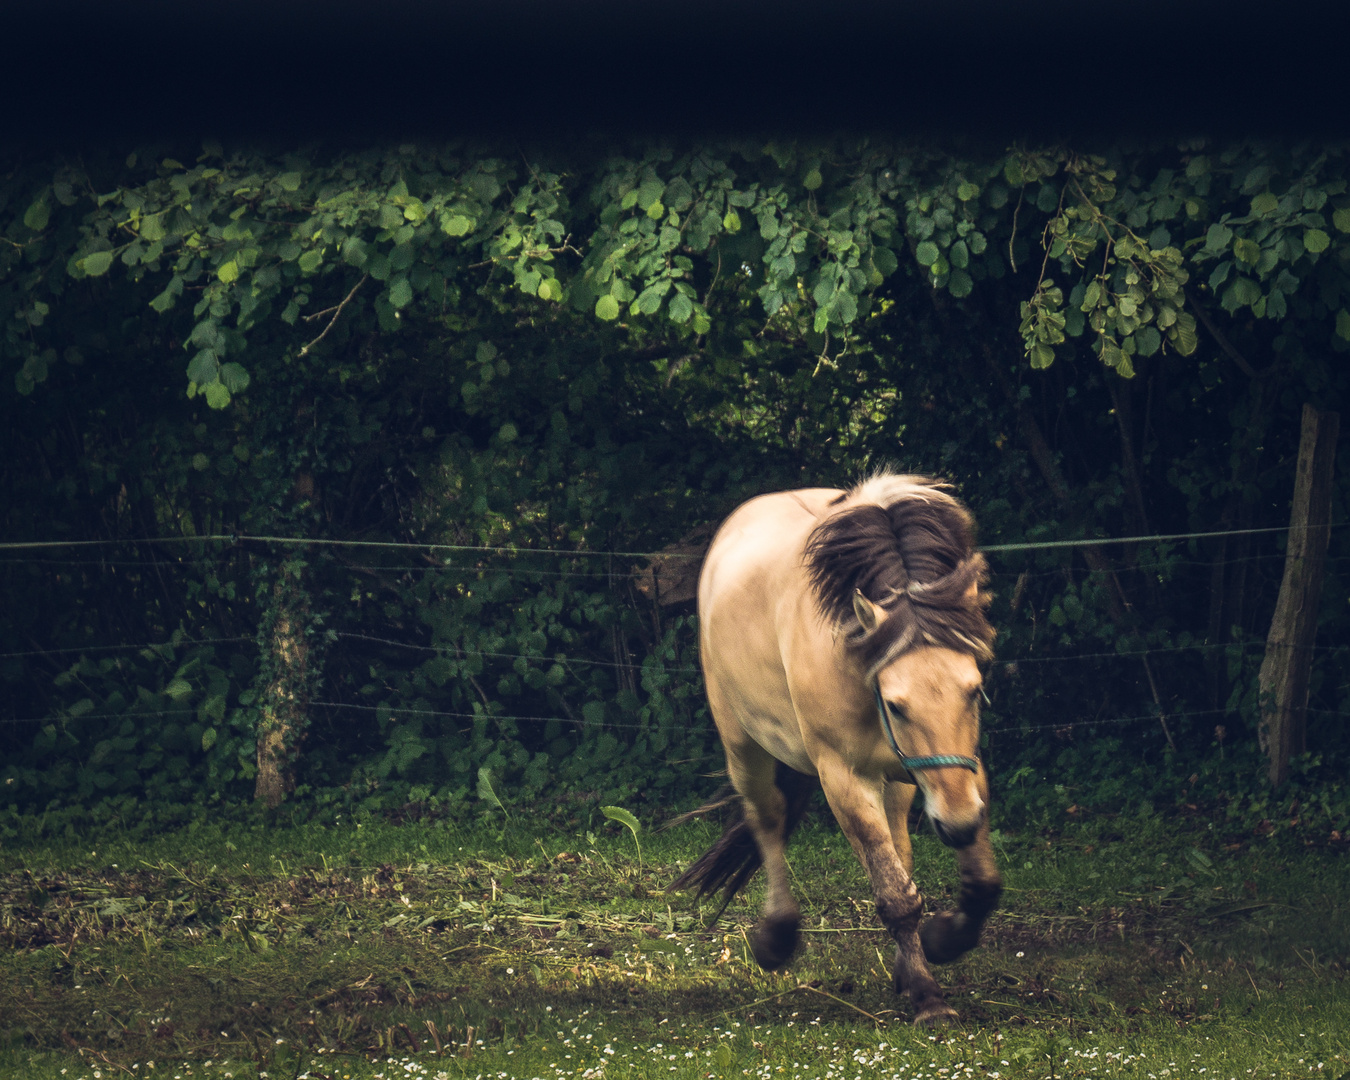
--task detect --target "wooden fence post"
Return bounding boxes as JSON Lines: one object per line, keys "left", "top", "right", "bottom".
{"left": 1258, "top": 403, "right": 1339, "bottom": 787}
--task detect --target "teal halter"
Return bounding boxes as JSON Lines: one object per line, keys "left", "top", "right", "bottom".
{"left": 873, "top": 682, "right": 980, "bottom": 776}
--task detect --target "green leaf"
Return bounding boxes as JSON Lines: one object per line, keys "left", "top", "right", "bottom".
{"left": 915, "top": 241, "right": 939, "bottom": 266}
{"left": 219, "top": 362, "right": 251, "bottom": 393}
{"left": 723, "top": 209, "right": 741, "bottom": 233}
{"left": 442, "top": 213, "right": 475, "bottom": 237}
{"left": 635, "top": 280, "right": 670, "bottom": 314}
{"left": 342, "top": 237, "right": 368, "bottom": 267}
{"left": 477, "top": 766, "right": 507, "bottom": 815}
{"left": 1222, "top": 277, "right": 1261, "bottom": 312}
{"left": 388, "top": 276, "right": 413, "bottom": 309}
{"left": 1303, "top": 228, "right": 1330, "bottom": 254}
{"left": 277, "top": 171, "right": 303, "bottom": 192}
{"left": 1250, "top": 192, "right": 1279, "bottom": 216}
{"left": 1172, "top": 311, "right": 1198, "bottom": 355}
{"left": 164, "top": 679, "right": 193, "bottom": 700}
{"left": 82, "top": 251, "right": 114, "bottom": 277}
{"left": 1203, "top": 223, "right": 1233, "bottom": 253}
{"left": 24, "top": 197, "right": 50, "bottom": 231}
{"left": 600, "top": 804, "right": 643, "bottom": 870}
{"left": 595, "top": 295, "right": 620, "bottom": 321}
{"left": 201, "top": 727, "right": 218, "bottom": 751}
{"left": 187, "top": 350, "right": 220, "bottom": 385}
{"left": 149, "top": 275, "right": 184, "bottom": 313}
{"left": 802, "top": 167, "right": 823, "bottom": 191}
{"left": 947, "top": 269, "right": 973, "bottom": 298}
{"left": 216, "top": 259, "right": 239, "bottom": 283}
{"left": 668, "top": 293, "right": 693, "bottom": 323}
{"left": 297, "top": 249, "right": 323, "bottom": 273}
{"left": 1134, "top": 325, "right": 1161, "bottom": 357}
{"left": 204, "top": 383, "right": 231, "bottom": 409}
{"left": 1232, "top": 237, "right": 1260, "bottom": 265}
{"left": 601, "top": 803, "right": 640, "bottom": 835}
{"left": 1336, "top": 309, "right": 1350, "bottom": 341}
{"left": 1333, "top": 208, "right": 1350, "bottom": 234}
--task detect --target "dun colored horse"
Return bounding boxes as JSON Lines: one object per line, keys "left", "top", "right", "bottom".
{"left": 670, "top": 472, "right": 1001, "bottom": 1027}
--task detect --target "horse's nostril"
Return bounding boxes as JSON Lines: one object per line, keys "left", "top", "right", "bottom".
{"left": 933, "top": 819, "right": 978, "bottom": 849}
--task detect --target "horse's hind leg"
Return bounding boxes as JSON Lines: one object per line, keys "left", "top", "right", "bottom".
{"left": 819, "top": 758, "right": 955, "bottom": 1027}
{"left": 920, "top": 764, "right": 1003, "bottom": 965}
{"left": 725, "top": 741, "right": 802, "bottom": 970}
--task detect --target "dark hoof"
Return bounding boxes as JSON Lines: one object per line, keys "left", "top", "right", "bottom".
{"left": 914, "top": 1002, "right": 958, "bottom": 1028}
{"left": 920, "top": 911, "right": 980, "bottom": 965}
{"left": 749, "top": 916, "right": 800, "bottom": 971}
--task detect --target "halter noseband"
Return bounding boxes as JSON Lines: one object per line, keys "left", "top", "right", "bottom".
{"left": 872, "top": 681, "right": 980, "bottom": 777}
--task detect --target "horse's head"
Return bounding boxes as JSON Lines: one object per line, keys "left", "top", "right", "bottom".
{"left": 856, "top": 591, "right": 987, "bottom": 849}
{"left": 804, "top": 478, "right": 996, "bottom": 848}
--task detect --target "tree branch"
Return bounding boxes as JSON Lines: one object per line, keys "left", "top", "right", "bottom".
{"left": 298, "top": 274, "right": 368, "bottom": 357}
{"left": 1184, "top": 287, "right": 1259, "bottom": 378}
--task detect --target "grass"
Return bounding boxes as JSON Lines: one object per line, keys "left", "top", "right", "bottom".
{"left": 0, "top": 804, "right": 1347, "bottom": 1080}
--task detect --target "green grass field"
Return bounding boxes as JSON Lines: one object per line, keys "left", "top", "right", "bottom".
{"left": 1, "top": 805, "right": 1346, "bottom": 1080}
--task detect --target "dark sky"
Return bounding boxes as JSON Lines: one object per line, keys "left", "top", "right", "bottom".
{"left": 2, "top": 0, "right": 1347, "bottom": 145}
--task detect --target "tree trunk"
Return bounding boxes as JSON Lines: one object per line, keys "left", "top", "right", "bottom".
{"left": 255, "top": 567, "right": 311, "bottom": 808}
{"left": 1258, "top": 403, "right": 1339, "bottom": 787}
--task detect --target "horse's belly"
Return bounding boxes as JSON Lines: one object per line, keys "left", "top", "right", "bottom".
{"left": 738, "top": 711, "right": 815, "bottom": 775}
{"left": 707, "top": 667, "right": 815, "bottom": 775}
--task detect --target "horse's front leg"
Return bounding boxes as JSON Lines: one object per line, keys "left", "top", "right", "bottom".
{"left": 818, "top": 759, "right": 956, "bottom": 1027}
{"left": 920, "top": 764, "right": 1003, "bottom": 965}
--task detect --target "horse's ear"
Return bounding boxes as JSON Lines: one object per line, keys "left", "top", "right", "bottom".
{"left": 853, "top": 588, "right": 882, "bottom": 633}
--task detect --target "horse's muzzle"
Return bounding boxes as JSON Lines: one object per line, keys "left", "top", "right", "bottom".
{"left": 932, "top": 818, "right": 979, "bottom": 849}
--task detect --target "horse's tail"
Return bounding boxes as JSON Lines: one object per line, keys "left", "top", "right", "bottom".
{"left": 666, "top": 763, "right": 816, "bottom": 908}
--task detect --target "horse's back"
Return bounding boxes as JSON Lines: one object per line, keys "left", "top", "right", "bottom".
{"left": 697, "top": 488, "right": 843, "bottom": 770}
{"left": 698, "top": 488, "right": 841, "bottom": 619}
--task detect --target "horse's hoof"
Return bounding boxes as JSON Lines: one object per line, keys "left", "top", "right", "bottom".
{"left": 913, "top": 1003, "right": 958, "bottom": 1028}
{"left": 920, "top": 912, "right": 979, "bottom": 966}
{"left": 749, "top": 916, "right": 800, "bottom": 971}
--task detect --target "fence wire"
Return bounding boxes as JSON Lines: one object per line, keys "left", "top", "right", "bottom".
{"left": 2, "top": 521, "right": 1345, "bottom": 741}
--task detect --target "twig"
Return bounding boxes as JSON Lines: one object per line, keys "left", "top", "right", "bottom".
{"left": 796, "top": 983, "right": 888, "bottom": 1025}
{"left": 719, "top": 983, "right": 888, "bottom": 1026}
{"left": 1139, "top": 654, "right": 1176, "bottom": 751}
{"left": 298, "top": 274, "right": 368, "bottom": 357}
{"left": 1009, "top": 185, "right": 1025, "bottom": 273}
{"left": 77, "top": 1049, "right": 135, "bottom": 1076}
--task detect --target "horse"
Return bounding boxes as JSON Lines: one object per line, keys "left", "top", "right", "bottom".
{"left": 669, "top": 471, "right": 1001, "bottom": 1027}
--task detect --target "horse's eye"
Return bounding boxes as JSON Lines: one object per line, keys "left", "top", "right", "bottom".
{"left": 884, "top": 700, "right": 906, "bottom": 722}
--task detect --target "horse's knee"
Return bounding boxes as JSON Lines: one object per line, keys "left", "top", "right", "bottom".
{"left": 875, "top": 883, "right": 923, "bottom": 933}
{"left": 959, "top": 877, "right": 1003, "bottom": 919}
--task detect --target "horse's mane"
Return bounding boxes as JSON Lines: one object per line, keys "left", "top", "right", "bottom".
{"left": 804, "top": 471, "right": 994, "bottom": 675}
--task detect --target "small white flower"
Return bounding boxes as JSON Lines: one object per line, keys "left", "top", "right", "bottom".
{"left": 1016, "top": 951, "right": 1025, "bottom": 957}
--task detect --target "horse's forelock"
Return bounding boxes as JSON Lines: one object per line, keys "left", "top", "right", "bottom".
{"left": 804, "top": 476, "right": 994, "bottom": 666}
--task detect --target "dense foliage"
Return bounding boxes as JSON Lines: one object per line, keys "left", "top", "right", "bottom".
{"left": 2, "top": 140, "right": 1347, "bottom": 835}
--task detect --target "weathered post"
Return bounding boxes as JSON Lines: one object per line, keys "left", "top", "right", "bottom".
{"left": 255, "top": 560, "right": 313, "bottom": 808}
{"left": 1258, "top": 403, "right": 1339, "bottom": 787}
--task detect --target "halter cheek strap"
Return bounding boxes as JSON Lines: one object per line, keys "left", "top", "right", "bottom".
{"left": 873, "top": 682, "right": 980, "bottom": 776}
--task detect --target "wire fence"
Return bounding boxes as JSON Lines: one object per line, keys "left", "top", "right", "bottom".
{"left": 2, "top": 523, "right": 1345, "bottom": 743}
